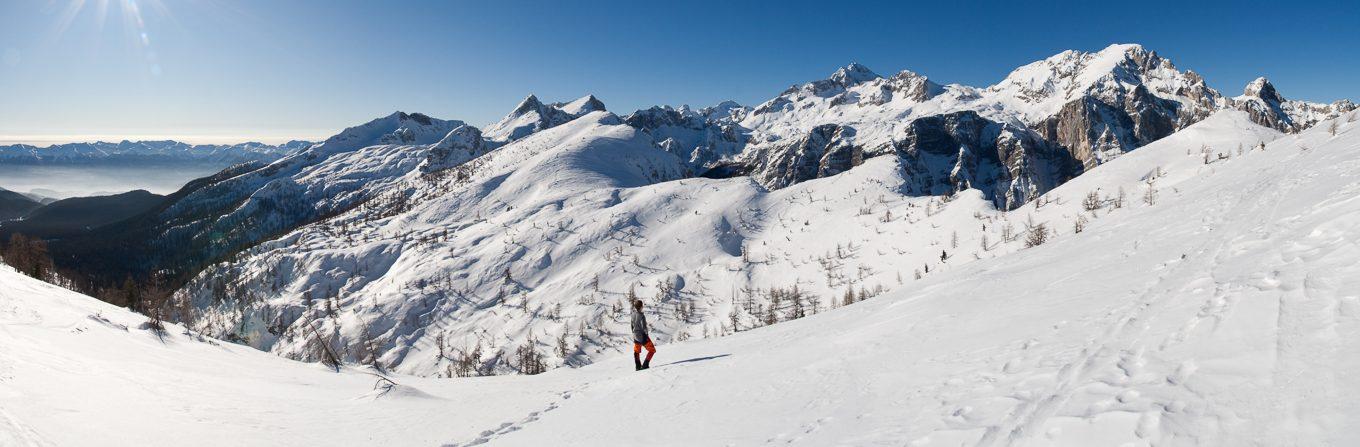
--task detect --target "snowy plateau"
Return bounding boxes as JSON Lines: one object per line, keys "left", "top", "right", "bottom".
{"left": 1, "top": 43, "right": 1359, "bottom": 446}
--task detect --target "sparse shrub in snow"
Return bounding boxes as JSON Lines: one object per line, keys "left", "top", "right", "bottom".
{"left": 306, "top": 322, "right": 342, "bottom": 372}
{"left": 515, "top": 335, "right": 547, "bottom": 375}
{"left": 1143, "top": 178, "right": 1159, "bottom": 206}
{"left": 1073, "top": 215, "right": 1088, "bottom": 234}
{"left": 556, "top": 327, "right": 572, "bottom": 365}
{"left": 1024, "top": 223, "right": 1049, "bottom": 248}
{"left": 450, "top": 343, "right": 484, "bottom": 378}
{"left": 1329, "top": 120, "right": 1339, "bottom": 136}
{"left": 1082, "top": 190, "right": 1102, "bottom": 212}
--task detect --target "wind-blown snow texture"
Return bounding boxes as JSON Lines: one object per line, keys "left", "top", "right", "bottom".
{"left": 3, "top": 108, "right": 1359, "bottom": 445}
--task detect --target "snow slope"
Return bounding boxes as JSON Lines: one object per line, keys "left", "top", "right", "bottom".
{"left": 3, "top": 109, "right": 1359, "bottom": 445}
{"left": 175, "top": 108, "right": 1334, "bottom": 385}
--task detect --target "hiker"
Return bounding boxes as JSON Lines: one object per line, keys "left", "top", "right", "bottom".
{"left": 631, "top": 299, "right": 656, "bottom": 371}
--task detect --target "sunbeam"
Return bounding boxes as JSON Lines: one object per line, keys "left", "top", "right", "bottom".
{"left": 45, "top": 0, "right": 173, "bottom": 76}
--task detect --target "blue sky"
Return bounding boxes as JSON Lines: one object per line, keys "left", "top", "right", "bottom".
{"left": 0, "top": 0, "right": 1355, "bottom": 145}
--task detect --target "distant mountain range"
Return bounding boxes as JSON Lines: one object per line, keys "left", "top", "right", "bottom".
{"left": 0, "top": 140, "right": 313, "bottom": 165}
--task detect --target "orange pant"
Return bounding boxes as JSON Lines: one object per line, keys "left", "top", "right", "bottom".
{"left": 633, "top": 340, "right": 655, "bottom": 354}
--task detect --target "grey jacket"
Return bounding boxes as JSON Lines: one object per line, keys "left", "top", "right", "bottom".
{"left": 631, "top": 309, "right": 650, "bottom": 344}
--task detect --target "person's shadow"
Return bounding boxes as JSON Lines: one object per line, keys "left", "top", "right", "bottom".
{"left": 659, "top": 354, "right": 731, "bottom": 367}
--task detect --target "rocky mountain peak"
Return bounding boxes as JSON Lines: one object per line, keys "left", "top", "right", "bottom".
{"left": 511, "top": 95, "right": 546, "bottom": 116}
{"left": 397, "top": 112, "right": 435, "bottom": 126}
{"left": 885, "top": 69, "right": 943, "bottom": 102}
{"left": 1243, "top": 77, "right": 1284, "bottom": 104}
{"left": 829, "top": 62, "right": 881, "bottom": 87}
{"left": 557, "top": 95, "right": 607, "bottom": 116}
{"left": 486, "top": 94, "right": 606, "bottom": 143}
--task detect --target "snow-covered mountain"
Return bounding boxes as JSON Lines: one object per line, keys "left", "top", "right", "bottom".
{"left": 171, "top": 106, "right": 1292, "bottom": 377}
{"left": 3, "top": 104, "right": 1358, "bottom": 445}
{"left": 0, "top": 140, "right": 310, "bottom": 165}
{"left": 637, "top": 44, "right": 1351, "bottom": 208}
{"left": 41, "top": 43, "right": 1355, "bottom": 381}
{"left": 45, "top": 112, "right": 466, "bottom": 284}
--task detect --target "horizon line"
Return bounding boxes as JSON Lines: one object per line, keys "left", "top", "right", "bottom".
{"left": 0, "top": 133, "right": 334, "bottom": 147}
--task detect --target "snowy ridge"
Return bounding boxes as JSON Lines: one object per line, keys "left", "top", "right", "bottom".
{"left": 483, "top": 95, "right": 608, "bottom": 144}
{"left": 56, "top": 112, "right": 473, "bottom": 285}
{"left": 4, "top": 108, "right": 1359, "bottom": 445}
{"left": 159, "top": 111, "right": 465, "bottom": 237}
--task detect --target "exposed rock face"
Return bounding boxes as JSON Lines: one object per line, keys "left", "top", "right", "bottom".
{"left": 1232, "top": 77, "right": 1357, "bottom": 133}
{"left": 738, "top": 111, "right": 1079, "bottom": 208}
{"left": 1034, "top": 89, "right": 1180, "bottom": 169}
{"left": 894, "top": 112, "right": 1080, "bottom": 208}
{"left": 747, "top": 124, "right": 861, "bottom": 189}
{"left": 624, "top": 103, "right": 750, "bottom": 169}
